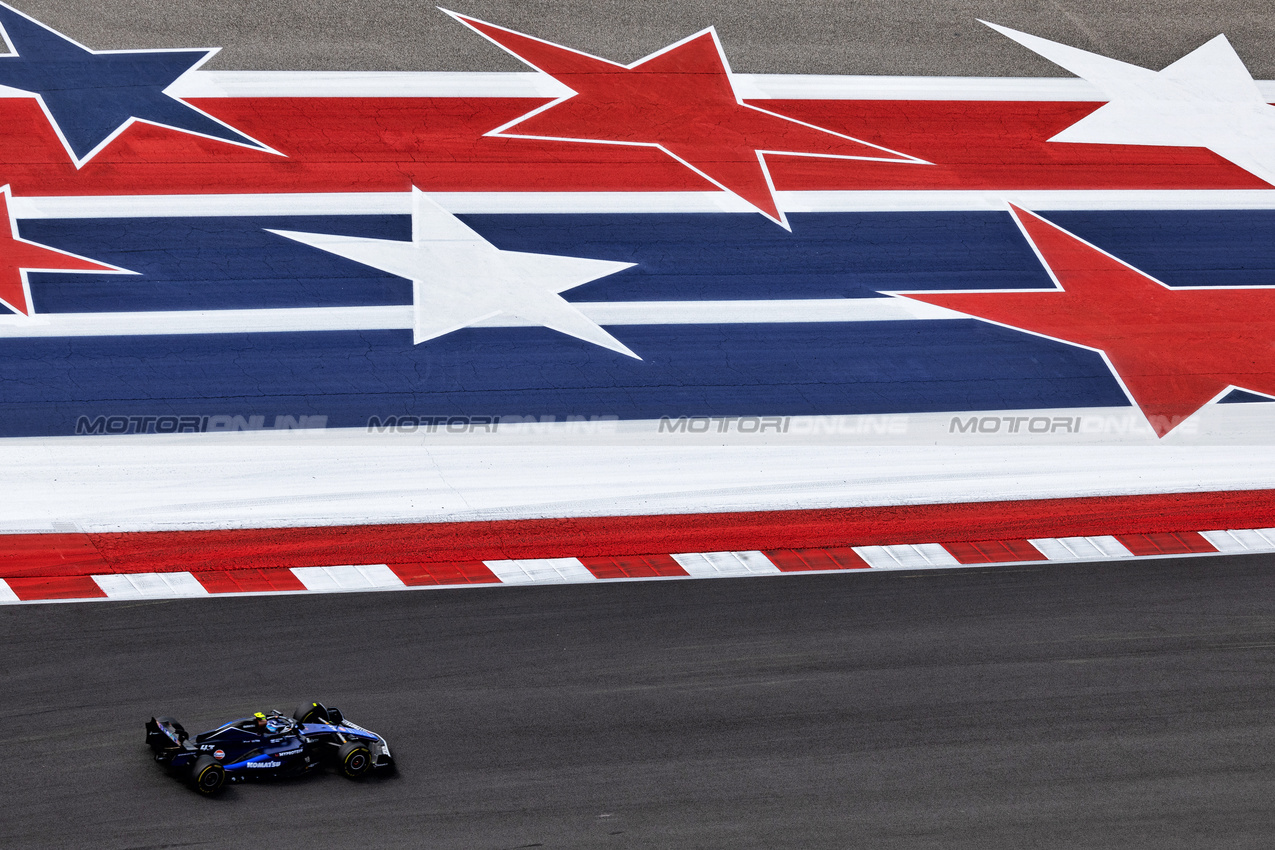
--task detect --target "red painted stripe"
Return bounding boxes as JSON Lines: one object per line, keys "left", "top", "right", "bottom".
{"left": 1115, "top": 532, "right": 1218, "bottom": 557}
{"left": 4, "top": 575, "right": 106, "bottom": 601}
{"left": 386, "top": 561, "right": 499, "bottom": 586}
{"left": 3, "top": 489, "right": 1272, "bottom": 579}
{"left": 0, "top": 98, "right": 1263, "bottom": 197}
{"left": 0, "top": 532, "right": 109, "bottom": 572}
{"left": 194, "top": 568, "right": 308, "bottom": 594}
{"left": 763, "top": 547, "right": 871, "bottom": 571}
{"left": 578, "top": 554, "right": 688, "bottom": 579}
{"left": 944, "top": 539, "right": 1048, "bottom": 564}
{"left": 764, "top": 100, "right": 1265, "bottom": 192}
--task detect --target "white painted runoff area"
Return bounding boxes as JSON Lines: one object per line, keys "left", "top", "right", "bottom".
{"left": 4, "top": 435, "right": 1275, "bottom": 533}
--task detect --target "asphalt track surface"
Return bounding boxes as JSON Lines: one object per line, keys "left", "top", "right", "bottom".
{"left": 3, "top": 0, "right": 1274, "bottom": 846}
{"left": 4, "top": 555, "right": 1275, "bottom": 849}
{"left": 10, "top": 0, "right": 1275, "bottom": 78}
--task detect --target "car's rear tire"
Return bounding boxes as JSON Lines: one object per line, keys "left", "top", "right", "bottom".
{"left": 190, "top": 755, "right": 225, "bottom": 795}
{"left": 294, "top": 702, "right": 328, "bottom": 723}
{"left": 336, "top": 741, "right": 372, "bottom": 779}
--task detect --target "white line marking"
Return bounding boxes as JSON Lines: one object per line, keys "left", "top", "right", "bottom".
{"left": 1029, "top": 536, "right": 1134, "bottom": 561}
{"left": 852, "top": 543, "right": 961, "bottom": 569}
{"left": 92, "top": 572, "right": 210, "bottom": 599}
{"left": 0, "top": 305, "right": 411, "bottom": 338}
{"left": 482, "top": 557, "right": 597, "bottom": 584}
{"left": 290, "top": 564, "right": 404, "bottom": 591}
{"left": 148, "top": 70, "right": 1275, "bottom": 102}
{"left": 670, "top": 551, "right": 780, "bottom": 577}
{"left": 1199, "top": 528, "right": 1275, "bottom": 553}
{"left": 0, "top": 298, "right": 962, "bottom": 339}
{"left": 12, "top": 192, "right": 411, "bottom": 220}
{"left": 14, "top": 189, "right": 1275, "bottom": 220}
{"left": 0, "top": 578, "right": 18, "bottom": 603}
{"left": 169, "top": 70, "right": 575, "bottom": 99}
{"left": 776, "top": 190, "right": 1275, "bottom": 213}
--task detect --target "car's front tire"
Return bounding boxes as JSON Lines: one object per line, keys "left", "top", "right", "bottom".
{"left": 336, "top": 741, "right": 372, "bottom": 779}
{"left": 190, "top": 755, "right": 225, "bottom": 795}
{"left": 294, "top": 701, "right": 328, "bottom": 724}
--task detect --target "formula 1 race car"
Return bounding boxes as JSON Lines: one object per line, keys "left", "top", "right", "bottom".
{"left": 145, "top": 702, "right": 393, "bottom": 795}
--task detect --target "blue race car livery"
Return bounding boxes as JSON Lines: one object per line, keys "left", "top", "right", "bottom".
{"left": 145, "top": 702, "right": 393, "bottom": 795}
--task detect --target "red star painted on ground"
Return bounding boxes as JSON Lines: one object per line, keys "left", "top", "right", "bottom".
{"left": 0, "top": 186, "right": 121, "bottom": 315}
{"left": 895, "top": 204, "right": 1275, "bottom": 437}
{"left": 445, "top": 11, "right": 926, "bottom": 228}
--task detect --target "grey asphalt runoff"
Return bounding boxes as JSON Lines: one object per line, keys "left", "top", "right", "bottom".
{"left": 3, "top": 555, "right": 1275, "bottom": 849}
{"left": 7, "top": 0, "right": 1275, "bottom": 77}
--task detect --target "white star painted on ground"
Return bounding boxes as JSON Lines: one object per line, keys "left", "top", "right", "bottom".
{"left": 268, "top": 189, "right": 640, "bottom": 358}
{"left": 984, "top": 21, "right": 1275, "bottom": 185}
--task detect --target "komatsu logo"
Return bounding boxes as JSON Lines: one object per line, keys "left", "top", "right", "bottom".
{"left": 246, "top": 760, "right": 282, "bottom": 769}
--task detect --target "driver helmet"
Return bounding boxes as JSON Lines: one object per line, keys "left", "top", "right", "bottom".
{"left": 265, "top": 717, "right": 286, "bottom": 733}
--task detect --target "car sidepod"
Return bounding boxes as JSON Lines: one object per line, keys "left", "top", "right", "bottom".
{"left": 220, "top": 733, "right": 321, "bottom": 780}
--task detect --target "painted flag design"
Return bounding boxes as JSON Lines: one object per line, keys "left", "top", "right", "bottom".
{"left": 2, "top": 4, "right": 1275, "bottom": 549}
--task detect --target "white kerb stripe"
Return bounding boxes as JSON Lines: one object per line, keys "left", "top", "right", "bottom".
{"left": 0, "top": 578, "right": 19, "bottom": 603}
{"left": 93, "top": 572, "right": 210, "bottom": 599}
{"left": 1029, "top": 536, "right": 1134, "bottom": 561}
{"left": 482, "top": 558, "right": 597, "bottom": 584}
{"left": 852, "top": 543, "right": 960, "bottom": 569}
{"left": 1199, "top": 528, "right": 1275, "bottom": 553}
{"left": 291, "top": 564, "right": 404, "bottom": 591}
{"left": 671, "top": 551, "right": 780, "bottom": 578}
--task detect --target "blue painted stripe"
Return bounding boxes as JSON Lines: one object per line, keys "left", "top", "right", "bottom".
{"left": 0, "top": 322, "right": 1128, "bottom": 437}
{"left": 1046, "top": 210, "right": 1275, "bottom": 289}
{"left": 21, "top": 210, "right": 1275, "bottom": 314}
{"left": 472, "top": 209, "right": 1275, "bottom": 296}
{"left": 22, "top": 214, "right": 413, "bottom": 313}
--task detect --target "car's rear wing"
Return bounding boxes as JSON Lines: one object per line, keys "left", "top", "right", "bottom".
{"left": 145, "top": 716, "right": 189, "bottom": 751}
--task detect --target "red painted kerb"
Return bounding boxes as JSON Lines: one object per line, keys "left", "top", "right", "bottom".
{"left": 3, "top": 489, "right": 1274, "bottom": 578}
